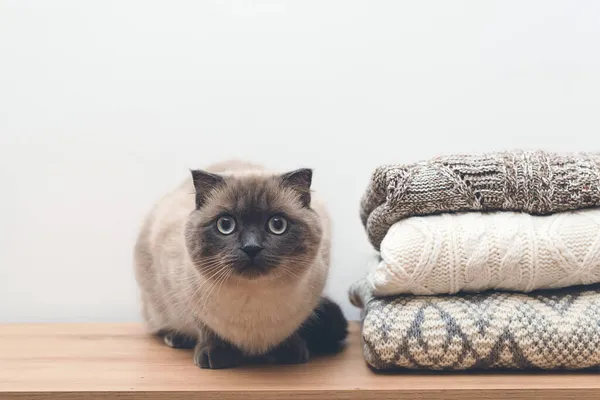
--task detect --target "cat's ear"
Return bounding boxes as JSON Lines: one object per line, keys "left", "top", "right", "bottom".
{"left": 190, "top": 169, "right": 225, "bottom": 209}
{"left": 280, "top": 168, "right": 312, "bottom": 207}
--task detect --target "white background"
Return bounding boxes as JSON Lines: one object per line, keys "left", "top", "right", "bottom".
{"left": 1, "top": 0, "right": 600, "bottom": 322}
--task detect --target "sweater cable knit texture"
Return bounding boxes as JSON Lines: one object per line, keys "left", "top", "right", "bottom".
{"left": 361, "top": 150, "right": 600, "bottom": 249}
{"left": 369, "top": 209, "right": 600, "bottom": 296}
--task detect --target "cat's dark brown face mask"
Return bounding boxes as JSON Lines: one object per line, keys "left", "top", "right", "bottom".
{"left": 185, "top": 168, "right": 323, "bottom": 280}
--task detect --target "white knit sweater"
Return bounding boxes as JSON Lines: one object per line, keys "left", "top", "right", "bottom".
{"left": 369, "top": 209, "right": 600, "bottom": 296}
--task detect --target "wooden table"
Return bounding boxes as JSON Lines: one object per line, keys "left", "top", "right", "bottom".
{"left": 1, "top": 322, "right": 600, "bottom": 399}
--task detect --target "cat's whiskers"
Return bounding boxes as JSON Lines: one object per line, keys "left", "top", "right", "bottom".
{"left": 282, "top": 265, "right": 302, "bottom": 279}
{"left": 275, "top": 265, "right": 302, "bottom": 281}
{"left": 148, "top": 270, "right": 204, "bottom": 311}
{"left": 183, "top": 268, "right": 228, "bottom": 317}
{"left": 143, "top": 254, "right": 227, "bottom": 282}
{"left": 187, "top": 259, "right": 234, "bottom": 306}
{"left": 195, "top": 265, "right": 232, "bottom": 312}
{"left": 263, "top": 254, "right": 313, "bottom": 278}
{"left": 211, "top": 268, "right": 234, "bottom": 308}
{"left": 191, "top": 260, "right": 235, "bottom": 306}
{"left": 165, "top": 257, "right": 235, "bottom": 318}
{"left": 145, "top": 272, "right": 201, "bottom": 285}
{"left": 198, "top": 259, "right": 233, "bottom": 273}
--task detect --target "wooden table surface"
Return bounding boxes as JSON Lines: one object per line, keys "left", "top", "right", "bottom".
{"left": 1, "top": 322, "right": 600, "bottom": 399}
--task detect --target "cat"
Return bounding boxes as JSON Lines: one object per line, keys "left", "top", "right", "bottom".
{"left": 134, "top": 160, "right": 347, "bottom": 368}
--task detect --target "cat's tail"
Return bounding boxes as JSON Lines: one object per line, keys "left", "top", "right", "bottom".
{"left": 298, "top": 297, "right": 349, "bottom": 355}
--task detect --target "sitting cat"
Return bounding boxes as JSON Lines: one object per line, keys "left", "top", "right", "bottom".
{"left": 134, "top": 160, "right": 347, "bottom": 368}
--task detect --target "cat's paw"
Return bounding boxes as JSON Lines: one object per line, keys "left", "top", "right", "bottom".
{"left": 267, "top": 335, "right": 310, "bottom": 365}
{"left": 163, "top": 332, "right": 197, "bottom": 349}
{"left": 193, "top": 343, "right": 243, "bottom": 369}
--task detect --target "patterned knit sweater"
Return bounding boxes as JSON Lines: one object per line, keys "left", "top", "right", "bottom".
{"left": 350, "top": 279, "right": 600, "bottom": 370}
{"left": 369, "top": 209, "right": 600, "bottom": 296}
{"left": 361, "top": 150, "right": 600, "bottom": 249}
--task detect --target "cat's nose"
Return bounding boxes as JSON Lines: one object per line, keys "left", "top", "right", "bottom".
{"left": 241, "top": 244, "right": 263, "bottom": 259}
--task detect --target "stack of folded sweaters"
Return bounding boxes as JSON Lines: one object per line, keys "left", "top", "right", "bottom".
{"left": 350, "top": 150, "right": 600, "bottom": 370}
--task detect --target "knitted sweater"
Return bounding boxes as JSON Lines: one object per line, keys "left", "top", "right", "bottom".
{"left": 369, "top": 209, "right": 600, "bottom": 296}
{"left": 349, "top": 279, "right": 600, "bottom": 370}
{"left": 361, "top": 150, "right": 600, "bottom": 249}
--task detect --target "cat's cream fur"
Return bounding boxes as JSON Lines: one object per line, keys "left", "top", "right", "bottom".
{"left": 134, "top": 161, "right": 330, "bottom": 354}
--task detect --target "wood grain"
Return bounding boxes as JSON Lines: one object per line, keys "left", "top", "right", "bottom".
{"left": 1, "top": 322, "right": 600, "bottom": 399}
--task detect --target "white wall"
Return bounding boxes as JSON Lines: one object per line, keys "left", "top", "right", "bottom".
{"left": 1, "top": 0, "right": 600, "bottom": 322}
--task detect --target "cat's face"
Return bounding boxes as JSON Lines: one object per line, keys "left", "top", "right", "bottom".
{"left": 185, "top": 169, "right": 322, "bottom": 281}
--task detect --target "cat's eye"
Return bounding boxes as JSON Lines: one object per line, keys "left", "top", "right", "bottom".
{"left": 216, "top": 216, "right": 236, "bottom": 235}
{"left": 267, "top": 216, "right": 288, "bottom": 235}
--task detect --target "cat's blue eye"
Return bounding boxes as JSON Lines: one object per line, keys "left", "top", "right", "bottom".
{"left": 216, "top": 215, "right": 236, "bottom": 235}
{"left": 267, "top": 216, "right": 288, "bottom": 235}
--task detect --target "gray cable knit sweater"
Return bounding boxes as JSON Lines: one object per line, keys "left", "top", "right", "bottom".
{"left": 361, "top": 150, "right": 600, "bottom": 249}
